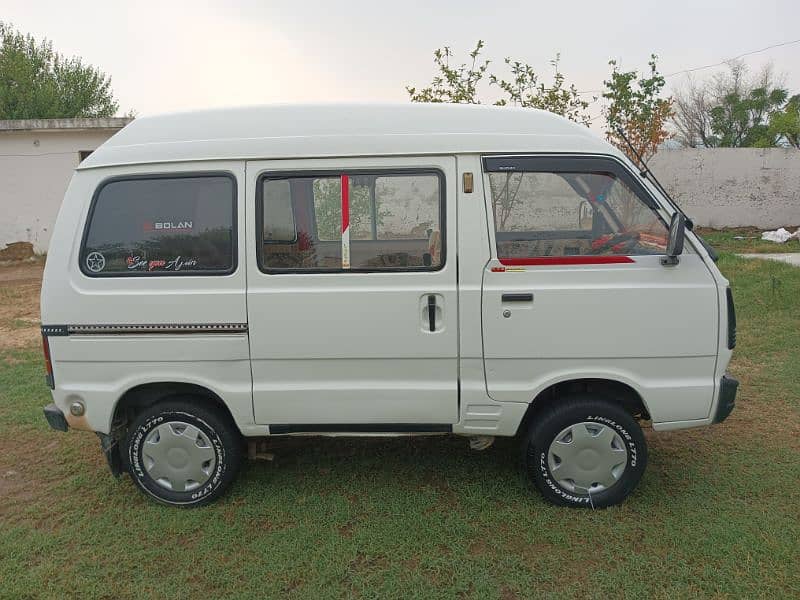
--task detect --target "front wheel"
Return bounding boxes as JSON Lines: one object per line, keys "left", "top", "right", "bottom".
{"left": 523, "top": 395, "right": 647, "bottom": 508}
{"left": 124, "top": 398, "right": 242, "bottom": 507}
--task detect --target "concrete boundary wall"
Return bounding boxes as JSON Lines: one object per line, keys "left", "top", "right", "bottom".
{"left": 649, "top": 148, "right": 800, "bottom": 228}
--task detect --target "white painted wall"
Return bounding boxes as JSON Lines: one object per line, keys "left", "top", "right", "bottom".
{"left": 0, "top": 128, "right": 120, "bottom": 253}
{"left": 650, "top": 148, "right": 800, "bottom": 229}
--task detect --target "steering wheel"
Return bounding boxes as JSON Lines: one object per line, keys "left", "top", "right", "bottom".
{"left": 588, "top": 232, "right": 639, "bottom": 255}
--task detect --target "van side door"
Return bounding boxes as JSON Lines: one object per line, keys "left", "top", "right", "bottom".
{"left": 245, "top": 156, "right": 459, "bottom": 430}
{"left": 480, "top": 155, "right": 719, "bottom": 426}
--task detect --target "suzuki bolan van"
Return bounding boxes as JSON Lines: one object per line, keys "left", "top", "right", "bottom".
{"left": 41, "top": 104, "right": 737, "bottom": 508}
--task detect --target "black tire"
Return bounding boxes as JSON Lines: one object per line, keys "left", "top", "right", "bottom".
{"left": 123, "top": 398, "right": 242, "bottom": 507}
{"left": 523, "top": 394, "right": 647, "bottom": 508}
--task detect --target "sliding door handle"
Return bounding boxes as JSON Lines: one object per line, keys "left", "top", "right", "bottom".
{"left": 502, "top": 293, "right": 534, "bottom": 302}
{"left": 427, "top": 295, "right": 436, "bottom": 332}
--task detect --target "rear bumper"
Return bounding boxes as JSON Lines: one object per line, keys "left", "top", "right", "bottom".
{"left": 43, "top": 403, "right": 69, "bottom": 432}
{"left": 43, "top": 403, "right": 122, "bottom": 477}
{"left": 713, "top": 374, "right": 739, "bottom": 424}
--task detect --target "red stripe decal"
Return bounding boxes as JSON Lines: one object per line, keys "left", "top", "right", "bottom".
{"left": 499, "top": 256, "right": 635, "bottom": 266}
{"left": 341, "top": 174, "right": 349, "bottom": 233}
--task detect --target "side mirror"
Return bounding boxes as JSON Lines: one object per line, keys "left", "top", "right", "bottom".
{"left": 661, "top": 212, "right": 685, "bottom": 266}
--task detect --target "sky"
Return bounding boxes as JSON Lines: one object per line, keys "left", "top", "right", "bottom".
{"left": 3, "top": 0, "right": 799, "bottom": 119}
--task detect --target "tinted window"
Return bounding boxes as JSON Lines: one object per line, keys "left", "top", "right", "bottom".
{"left": 260, "top": 172, "right": 444, "bottom": 272}
{"left": 262, "top": 179, "right": 297, "bottom": 243}
{"left": 488, "top": 170, "right": 667, "bottom": 258}
{"left": 81, "top": 175, "right": 235, "bottom": 276}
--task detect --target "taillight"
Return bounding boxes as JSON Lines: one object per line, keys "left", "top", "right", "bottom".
{"left": 726, "top": 287, "right": 736, "bottom": 350}
{"left": 42, "top": 333, "right": 55, "bottom": 389}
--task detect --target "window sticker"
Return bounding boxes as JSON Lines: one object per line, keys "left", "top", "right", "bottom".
{"left": 125, "top": 254, "right": 200, "bottom": 272}
{"left": 341, "top": 174, "right": 351, "bottom": 270}
{"left": 85, "top": 252, "right": 106, "bottom": 273}
{"left": 143, "top": 220, "right": 194, "bottom": 233}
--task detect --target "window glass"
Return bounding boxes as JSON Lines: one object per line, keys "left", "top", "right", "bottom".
{"left": 375, "top": 175, "right": 440, "bottom": 240}
{"left": 314, "top": 175, "right": 376, "bottom": 241}
{"left": 260, "top": 172, "right": 444, "bottom": 271}
{"left": 312, "top": 178, "right": 343, "bottom": 241}
{"left": 81, "top": 175, "right": 235, "bottom": 276}
{"left": 262, "top": 180, "right": 296, "bottom": 243}
{"left": 488, "top": 170, "right": 667, "bottom": 258}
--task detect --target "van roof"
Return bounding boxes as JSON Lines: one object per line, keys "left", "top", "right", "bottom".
{"left": 79, "top": 103, "right": 622, "bottom": 169}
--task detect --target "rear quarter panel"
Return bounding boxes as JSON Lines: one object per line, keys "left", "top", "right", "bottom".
{"left": 41, "top": 163, "right": 257, "bottom": 435}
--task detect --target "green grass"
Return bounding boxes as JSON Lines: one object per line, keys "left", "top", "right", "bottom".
{"left": 1, "top": 256, "right": 799, "bottom": 599}
{"left": 8, "top": 318, "right": 33, "bottom": 330}
{"left": 697, "top": 226, "right": 800, "bottom": 254}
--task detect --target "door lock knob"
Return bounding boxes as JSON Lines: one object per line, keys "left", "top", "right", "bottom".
{"left": 503, "top": 309, "right": 511, "bottom": 318}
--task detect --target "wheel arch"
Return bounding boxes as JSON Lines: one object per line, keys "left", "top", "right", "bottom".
{"left": 516, "top": 377, "right": 651, "bottom": 437}
{"left": 111, "top": 381, "right": 239, "bottom": 434}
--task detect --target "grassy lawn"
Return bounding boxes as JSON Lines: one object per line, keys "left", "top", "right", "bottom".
{"left": 1, "top": 255, "right": 798, "bottom": 598}
{"left": 696, "top": 226, "right": 800, "bottom": 254}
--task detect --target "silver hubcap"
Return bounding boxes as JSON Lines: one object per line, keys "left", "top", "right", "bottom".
{"left": 547, "top": 422, "right": 628, "bottom": 495}
{"left": 142, "top": 421, "right": 216, "bottom": 492}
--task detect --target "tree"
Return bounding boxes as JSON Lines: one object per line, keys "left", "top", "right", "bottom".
{"left": 671, "top": 76, "right": 716, "bottom": 148}
{"left": 0, "top": 22, "right": 119, "bottom": 119}
{"left": 602, "top": 55, "right": 673, "bottom": 161}
{"left": 407, "top": 41, "right": 592, "bottom": 125}
{"left": 710, "top": 85, "right": 788, "bottom": 148}
{"left": 406, "top": 40, "right": 489, "bottom": 104}
{"left": 671, "top": 61, "right": 790, "bottom": 148}
{"left": 768, "top": 94, "right": 800, "bottom": 148}
{"left": 490, "top": 54, "right": 592, "bottom": 126}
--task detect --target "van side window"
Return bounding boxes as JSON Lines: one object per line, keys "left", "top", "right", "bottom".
{"left": 486, "top": 165, "right": 668, "bottom": 259}
{"left": 259, "top": 171, "right": 444, "bottom": 272}
{"left": 262, "top": 180, "right": 297, "bottom": 243}
{"left": 81, "top": 174, "right": 236, "bottom": 276}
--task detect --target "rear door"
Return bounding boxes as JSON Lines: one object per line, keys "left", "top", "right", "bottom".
{"left": 49, "top": 164, "right": 253, "bottom": 433}
{"left": 245, "top": 156, "right": 459, "bottom": 428}
{"left": 480, "top": 155, "right": 719, "bottom": 423}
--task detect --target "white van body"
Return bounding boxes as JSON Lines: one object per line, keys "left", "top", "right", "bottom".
{"left": 41, "top": 104, "right": 737, "bottom": 507}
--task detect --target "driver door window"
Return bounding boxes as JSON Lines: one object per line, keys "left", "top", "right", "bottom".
{"left": 487, "top": 168, "right": 668, "bottom": 259}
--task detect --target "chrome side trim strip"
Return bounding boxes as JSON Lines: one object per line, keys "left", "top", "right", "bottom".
{"left": 42, "top": 323, "right": 248, "bottom": 336}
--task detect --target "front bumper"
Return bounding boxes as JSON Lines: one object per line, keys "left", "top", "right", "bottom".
{"left": 43, "top": 403, "right": 69, "bottom": 432}
{"left": 713, "top": 374, "right": 739, "bottom": 424}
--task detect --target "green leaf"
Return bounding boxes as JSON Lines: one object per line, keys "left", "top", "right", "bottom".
{"left": 0, "top": 21, "right": 119, "bottom": 119}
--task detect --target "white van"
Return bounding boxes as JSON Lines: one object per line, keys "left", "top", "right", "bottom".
{"left": 41, "top": 104, "right": 737, "bottom": 508}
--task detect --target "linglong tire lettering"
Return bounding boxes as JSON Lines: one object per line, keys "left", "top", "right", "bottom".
{"left": 524, "top": 395, "right": 648, "bottom": 508}
{"left": 123, "top": 400, "right": 241, "bottom": 508}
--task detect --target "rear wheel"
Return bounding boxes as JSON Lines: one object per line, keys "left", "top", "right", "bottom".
{"left": 124, "top": 398, "right": 242, "bottom": 507}
{"left": 523, "top": 395, "right": 647, "bottom": 508}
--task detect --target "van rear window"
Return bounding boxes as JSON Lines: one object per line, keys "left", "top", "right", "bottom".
{"left": 80, "top": 174, "right": 236, "bottom": 276}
